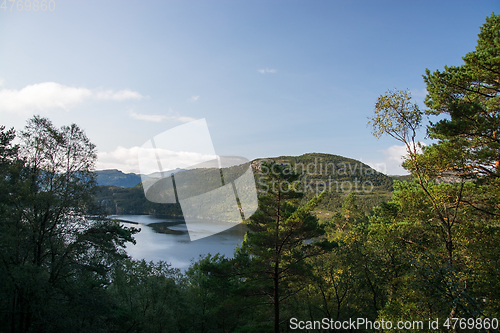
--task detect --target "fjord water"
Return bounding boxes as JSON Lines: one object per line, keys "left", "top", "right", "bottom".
{"left": 111, "top": 215, "right": 248, "bottom": 271}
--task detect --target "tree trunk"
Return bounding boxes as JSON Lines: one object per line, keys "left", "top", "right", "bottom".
{"left": 274, "top": 191, "right": 281, "bottom": 333}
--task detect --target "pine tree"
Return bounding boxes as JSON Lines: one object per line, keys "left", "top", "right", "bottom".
{"left": 238, "top": 161, "right": 333, "bottom": 332}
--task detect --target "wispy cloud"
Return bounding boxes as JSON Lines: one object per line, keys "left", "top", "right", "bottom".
{"left": 129, "top": 109, "right": 196, "bottom": 123}
{"left": 188, "top": 95, "right": 200, "bottom": 103}
{"left": 0, "top": 78, "right": 5, "bottom": 87}
{"left": 410, "top": 88, "right": 428, "bottom": 98}
{"left": 129, "top": 111, "right": 167, "bottom": 123}
{"left": 96, "top": 89, "right": 143, "bottom": 101}
{"left": 0, "top": 82, "right": 144, "bottom": 113}
{"left": 258, "top": 68, "right": 277, "bottom": 74}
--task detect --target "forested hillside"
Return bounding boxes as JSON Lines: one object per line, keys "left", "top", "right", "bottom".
{"left": 255, "top": 153, "right": 395, "bottom": 217}
{"left": 97, "top": 184, "right": 183, "bottom": 216}
{"left": 96, "top": 152, "right": 396, "bottom": 218}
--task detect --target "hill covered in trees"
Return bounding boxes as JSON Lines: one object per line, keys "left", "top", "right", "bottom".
{"left": 95, "top": 152, "right": 398, "bottom": 218}
{"left": 255, "top": 153, "right": 396, "bottom": 217}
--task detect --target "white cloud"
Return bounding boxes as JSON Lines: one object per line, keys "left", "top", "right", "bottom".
{"left": 96, "top": 89, "right": 144, "bottom": 101}
{"left": 97, "top": 146, "right": 143, "bottom": 173}
{"left": 177, "top": 116, "right": 197, "bottom": 123}
{"left": 365, "top": 144, "right": 426, "bottom": 175}
{"left": 188, "top": 95, "right": 200, "bottom": 103}
{"left": 258, "top": 68, "right": 277, "bottom": 74}
{"left": 381, "top": 145, "right": 409, "bottom": 162}
{"left": 0, "top": 82, "right": 144, "bottom": 113}
{"left": 364, "top": 145, "right": 407, "bottom": 175}
{"left": 97, "top": 146, "right": 216, "bottom": 174}
{"left": 0, "top": 82, "right": 91, "bottom": 112}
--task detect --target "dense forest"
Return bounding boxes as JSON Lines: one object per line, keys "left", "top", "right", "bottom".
{"left": 0, "top": 14, "right": 499, "bottom": 333}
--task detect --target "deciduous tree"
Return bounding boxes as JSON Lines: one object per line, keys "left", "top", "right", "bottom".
{"left": 0, "top": 116, "right": 137, "bottom": 332}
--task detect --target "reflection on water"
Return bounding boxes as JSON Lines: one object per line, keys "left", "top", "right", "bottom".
{"left": 110, "top": 215, "right": 248, "bottom": 271}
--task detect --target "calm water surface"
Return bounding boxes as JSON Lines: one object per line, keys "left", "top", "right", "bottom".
{"left": 110, "top": 215, "right": 247, "bottom": 271}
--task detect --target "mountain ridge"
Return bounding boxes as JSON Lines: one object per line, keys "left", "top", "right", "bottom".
{"left": 96, "top": 152, "right": 405, "bottom": 188}
{"left": 95, "top": 168, "right": 185, "bottom": 188}
{"left": 95, "top": 153, "right": 400, "bottom": 217}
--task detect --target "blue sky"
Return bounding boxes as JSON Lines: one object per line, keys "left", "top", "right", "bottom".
{"left": 1, "top": 0, "right": 498, "bottom": 174}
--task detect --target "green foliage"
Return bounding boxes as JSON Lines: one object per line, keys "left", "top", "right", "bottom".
{"left": 0, "top": 117, "right": 138, "bottom": 332}
{"left": 370, "top": 89, "right": 423, "bottom": 142}
{"left": 368, "top": 179, "right": 500, "bottom": 327}
{"left": 423, "top": 13, "right": 500, "bottom": 183}
{"left": 185, "top": 253, "right": 251, "bottom": 332}
{"left": 366, "top": 14, "right": 500, "bottom": 328}
{"left": 108, "top": 259, "right": 188, "bottom": 333}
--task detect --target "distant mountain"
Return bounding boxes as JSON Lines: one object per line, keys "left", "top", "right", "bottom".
{"left": 95, "top": 168, "right": 186, "bottom": 188}
{"left": 95, "top": 169, "right": 143, "bottom": 188}
{"left": 147, "top": 168, "right": 185, "bottom": 179}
